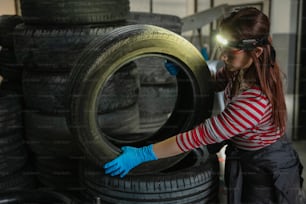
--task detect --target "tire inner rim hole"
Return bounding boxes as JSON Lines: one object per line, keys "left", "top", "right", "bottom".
{"left": 97, "top": 55, "right": 181, "bottom": 145}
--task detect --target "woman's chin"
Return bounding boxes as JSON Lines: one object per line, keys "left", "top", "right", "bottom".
{"left": 225, "top": 65, "right": 236, "bottom": 72}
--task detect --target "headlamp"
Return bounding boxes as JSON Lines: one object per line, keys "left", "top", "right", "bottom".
{"left": 216, "top": 34, "right": 268, "bottom": 51}
{"left": 216, "top": 34, "right": 228, "bottom": 46}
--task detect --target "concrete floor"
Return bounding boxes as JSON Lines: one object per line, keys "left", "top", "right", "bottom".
{"left": 217, "top": 140, "right": 306, "bottom": 203}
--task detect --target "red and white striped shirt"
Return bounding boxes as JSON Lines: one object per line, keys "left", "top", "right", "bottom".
{"left": 176, "top": 70, "right": 284, "bottom": 151}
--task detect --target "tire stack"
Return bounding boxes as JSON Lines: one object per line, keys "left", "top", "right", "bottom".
{"left": 13, "top": 0, "right": 132, "bottom": 195}
{"left": 80, "top": 154, "right": 219, "bottom": 203}
{"left": 0, "top": 15, "right": 35, "bottom": 191}
{"left": 65, "top": 23, "right": 219, "bottom": 203}
{"left": 10, "top": 1, "right": 219, "bottom": 203}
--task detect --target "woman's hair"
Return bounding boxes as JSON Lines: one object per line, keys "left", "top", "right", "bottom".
{"left": 219, "top": 7, "right": 287, "bottom": 130}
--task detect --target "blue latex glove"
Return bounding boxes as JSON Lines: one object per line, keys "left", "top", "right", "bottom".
{"left": 104, "top": 144, "right": 157, "bottom": 178}
{"left": 164, "top": 60, "right": 179, "bottom": 76}
{"left": 200, "top": 47, "right": 209, "bottom": 61}
{"left": 165, "top": 49, "right": 209, "bottom": 76}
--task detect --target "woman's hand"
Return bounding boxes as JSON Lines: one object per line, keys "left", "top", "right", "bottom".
{"left": 164, "top": 60, "right": 179, "bottom": 76}
{"left": 104, "top": 144, "right": 157, "bottom": 178}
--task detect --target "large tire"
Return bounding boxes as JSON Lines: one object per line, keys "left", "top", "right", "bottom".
{"left": 66, "top": 24, "right": 213, "bottom": 173}
{"left": 20, "top": 0, "right": 130, "bottom": 25}
{"left": 80, "top": 155, "right": 219, "bottom": 204}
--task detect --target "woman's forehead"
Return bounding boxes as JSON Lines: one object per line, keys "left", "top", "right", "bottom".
{"left": 218, "top": 31, "right": 237, "bottom": 42}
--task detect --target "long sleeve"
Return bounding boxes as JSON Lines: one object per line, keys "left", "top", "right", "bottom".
{"left": 176, "top": 86, "right": 280, "bottom": 151}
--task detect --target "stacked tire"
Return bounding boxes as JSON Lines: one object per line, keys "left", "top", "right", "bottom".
{"left": 0, "top": 15, "right": 35, "bottom": 191}
{"left": 80, "top": 154, "right": 219, "bottom": 203}
{"left": 14, "top": 0, "right": 133, "bottom": 195}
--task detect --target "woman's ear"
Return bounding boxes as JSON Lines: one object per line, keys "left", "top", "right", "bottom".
{"left": 255, "top": 47, "right": 264, "bottom": 58}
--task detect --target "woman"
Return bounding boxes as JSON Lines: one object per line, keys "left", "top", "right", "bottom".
{"left": 104, "top": 7, "right": 304, "bottom": 203}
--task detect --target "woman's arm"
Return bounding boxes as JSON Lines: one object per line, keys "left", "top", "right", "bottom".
{"left": 153, "top": 136, "right": 184, "bottom": 159}
{"left": 104, "top": 87, "right": 268, "bottom": 177}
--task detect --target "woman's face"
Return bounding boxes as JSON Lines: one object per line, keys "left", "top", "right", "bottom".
{"left": 217, "top": 33, "right": 253, "bottom": 72}
{"left": 220, "top": 48, "right": 253, "bottom": 72}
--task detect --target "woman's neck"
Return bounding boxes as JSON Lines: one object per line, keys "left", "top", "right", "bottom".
{"left": 232, "top": 66, "right": 258, "bottom": 96}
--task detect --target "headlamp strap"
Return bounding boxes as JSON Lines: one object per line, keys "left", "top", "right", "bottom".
{"left": 236, "top": 36, "right": 269, "bottom": 50}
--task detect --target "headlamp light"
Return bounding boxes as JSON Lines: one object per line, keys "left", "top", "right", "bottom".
{"left": 216, "top": 34, "right": 268, "bottom": 51}
{"left": 216, "top": 34, "right": 228, "bottom": 46}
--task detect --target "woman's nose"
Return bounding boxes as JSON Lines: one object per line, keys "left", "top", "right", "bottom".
{"left": 220, "top": 53, "right": 228, "bottom": 61}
